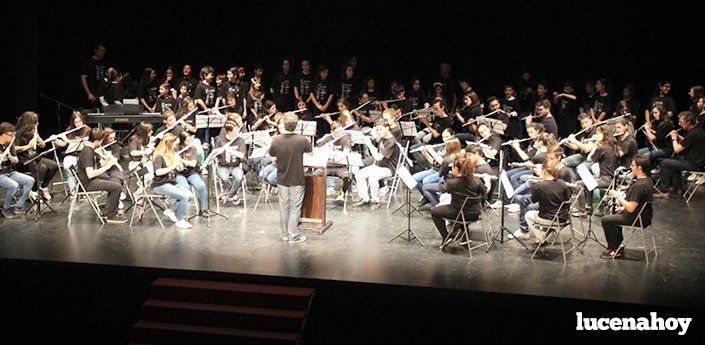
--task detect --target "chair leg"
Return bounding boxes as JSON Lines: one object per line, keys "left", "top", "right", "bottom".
{"left": 148, "top": 198, "right": 165, "bottom": 229}
{"left": 67, "top": 195, "right": 76, "bottom": 225}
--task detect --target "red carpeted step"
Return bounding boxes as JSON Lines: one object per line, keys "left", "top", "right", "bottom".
{"left": 131, "top": 320, "right": 299, "bottom": 345}
{"left": 142, "top": 299, "right": 306, "bottom": 333}
{"left": 149, "top": 278, "right": 314, "bottom": 311}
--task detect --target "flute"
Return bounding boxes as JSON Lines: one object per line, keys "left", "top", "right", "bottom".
{"left": 46, "top": 124, "right": 87, "bottom": 143}
{"left": 0, "top": 138, "right": 15, "bottom": 164}
{"left": 95, "top": 143, "right": 122, "bottom": 172}
{"left": 152, "top": 108, "right": 198, "bottom": 143}
{"left": 197, "top": 104, "right": 232, "bottom": 114}
{"left": 463, "top": 109, "right": 504, "bottom": 127}
{"left": 520, "top": 113, "right": 541, "bottom": 121}
{"left": 501, "top": 137, "right": 533, "bottom": 147}
{"left": 409, "top": 142, "right": 445, "bottom": 153}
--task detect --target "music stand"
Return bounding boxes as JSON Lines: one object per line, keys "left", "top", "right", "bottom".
{"left": 24, "top": 148, "right": 57, "bottom": 221}
{"left": 399, "top": 121, "right": 418, "bottom": 138}
{"left": 486, "top": 146, "right": 528, "bottom": 251}
{"left": 196, "top": 114, "right": 226, "bottom": 147}
{"left": 479, "top": 117, "right": 505, "bottom": 136}
{"left": 574, "top": 164, "right": 607, "bottom": 251}
{"left": 196, "top": 148, "right": 230, "bottom": 226}
{"left": 388, "top": 165, "right": 425, "bottom": 246}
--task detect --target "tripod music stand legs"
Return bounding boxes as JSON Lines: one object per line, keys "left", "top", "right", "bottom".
{"left": 388, "top": 186, "right": 425, "bottom": 246}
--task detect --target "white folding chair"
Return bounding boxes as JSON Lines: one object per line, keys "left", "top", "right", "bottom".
{"left": 383, "top": 141, "right": 409, "bottom": 210}
{"left": 67, "top": 166, "right": 105, "bottom": 225}
{"left": 129, "top": 166, "right": 168, "bottom": 228}
{"left": 683, "top": 171, "right": 705, "bottom": 203}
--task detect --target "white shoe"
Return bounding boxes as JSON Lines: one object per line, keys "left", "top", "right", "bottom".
{"left": 280, "top": 234, "right": 289, "bottom": 241}
{"left": 120, "top": 192, "right": 127, "bottom": 200}
{"left": 506, "top": 203, "right": 520, "bottom": 213}
{"left": 326, "top": 187, "right": 336, "bottom": 196}
{"left": 509, "top": 229, "right": 531, "bottom": 241}
{"left": 379, "top": 186, "right": 389, "bottom": 197}
{"left": 118, "top": 200, "right": 124, "bottom": 210}
{"left": 230, "top": 195, "right": 241, "bottom": 205}
{"left": 697, "top": 176, "right": 705, "bottom": 185}
{"left": 175, "top": 220, "right": 192, "bottom": 229}
{"left": 163, "top": 209, "right": 178, "bottom": 223}
{"left": 40, "top": 187, "right": 51, "bottom": 200}
{"left": 29, "top": 190, "right": 38, "bottom": 201}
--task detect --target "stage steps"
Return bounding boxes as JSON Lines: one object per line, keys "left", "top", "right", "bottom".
{"left": 131, "top": 278, "right": 315, "bottom": 344}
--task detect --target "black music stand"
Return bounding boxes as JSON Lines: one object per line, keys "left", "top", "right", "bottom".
{"left": 486, "top": 147, "right": 528, "bottom": 251}
{"left": 24, "top": 148, "right": 57, "bottom": 221}
{"left": 192, "top": 149, "right": 229, "bottom": 226}
{"left": 388, "top": 161, "right": 425, "bottom": 246}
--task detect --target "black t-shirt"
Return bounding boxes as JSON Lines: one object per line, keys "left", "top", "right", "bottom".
{"left": 339, "top": 78, "right": 360, "bottom": 103}
{"left": 195, "top": 82, "right": 217, "bottom": 108}
{"left": 530, "top": 179, "right": 572, "bottom": 221}
{"left": 268, "top": 133, "right": 312, "bottom": 187}
{"left": 441, "top": 175, "right": 487, "bottom": 214}
{"left": 177, "top": 75, "right": 198, "bottom": 96}
{"left": 556, "top": 95, "right": 579, "bottom": 137}
{"left": 14, "top": 133, "right": 37, "bottom": 161}
{"left": 156, "top": 96, "right": 178, "bottom": 113}
{"left": 0, "top": 143, "right": 17, "bottom": 174}
{"left": 648, "top": 95, "right": 676, "bottom": 115}
{"left": 271, "top": 73, "right": 295, "bottom": 111}
{"left": 652, "top": 119, "right": 674, "bottom": 149}
{"left": 294, "top": 72, "right": 314, "bottom": 100}
{"left": 430, "top": 116, "right": 452, "bottom": 144}
{"left": 680, "top": 127, "right": 705, "bottom": 168}
{"left": 155, "top": 124, "right": 184, "bottom": 139}
{"left": 152, "top": 155, "right": 177, "bottom": 187}
{"left": 128, "top": 136, "right": 145, "bottom": 162}
{"left": 592, "top": 144, "right": 618, "bottom": 177}
{"left": 105, "top": 83, "right": 125, "bottom": 104}
{"left": 81, "top": 57, "right": 107, "bottom": 96}
{"left": 618, "top": 136, "right": 638, "bottom": 168}
{"left": 407, "top": 89, "right": 428, "bottom": 110}
{"left": 220, "top": 80, "right": 249, "bottom": 101}
{"left": 624, "top": 178, "right": 653, "bottom": 227}
{"left": 141, "top": 83, "right": 159, "bottom": 107}
{"left": 592, "top": 93, "right": 613, "bottom": 119}
{"left": 313, "top": 79, "right": 336, "bottom": 106}
{"left": 215, "top": 136, "right": 247, "bottom": 167}
{"left": 377, "top": 137, "right": 400, "bottom": 173}
{"left": 76, "top": 146, "right": 98, "bottom": 185}
{"left": 540, "top": 116, "right": 559, "bottom": 138}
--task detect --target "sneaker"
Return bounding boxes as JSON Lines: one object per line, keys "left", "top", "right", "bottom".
{"left": 175, "top": 220, "right": 192, "bottom": 229}
{"left": 326, "top": 187, "right": 336, "bottom": 196}
{"left": 697, "top": 176, "right": 705, "bottom": 185}
{"left": 230, "top": 195, "right": 241, "bottom": 206}
{"left": 510, "top": 229, "right": 531, "bottom": 240}
{"left": 198, "top": 210, "right": 210, "bottom": 218}
{"left": 336, "top": 191, "right": 345, "bottom": 201}
{"left": 280, "top": 234, "right": 289, "bottom": 241}
{"left": 353, "top": 199, "right": 369, "bottom": 207}
{"left": 651, "top": 167, "right": 661, "bottom": 175}
{"left": 289, "top": 235, "right": 307, "bottom": 244}
{"left": 118, "top": 200, "right": 124, "bottom": 210}
{"left": 571, "top": 209, "right": 588, "bottom": 218}
{"left": 379, "top": 186, "right": 389, "bottom": 197}
{"left": 105, "top": 215, "right": 128, "bottom": 224}
{"left": 120, "top": 192, "right": 127, "bottom": 200}
{"left": 600, "top": 248, "right": 623, "bottom": 259}
{"left": 370, "top": 201, "right": 381, "bottom": 210}
{"left": 28, "top": 190, "right": 38, "bottom": 201}
{"left": 2, "top": 208, "right": 16, "bottom": 219}
{"left": 14, "top": 206, "right": 30, "bottom": 214}
{"left": 40, "top": 187, "right": 51, "bottom": 200}
{"left": 163, "top": 209, "right": 178, "bottom": 223}
{"left": 218, "top": 194, "right": 229, "bottom": 204}
{"left": 417, "top": 198, "right": 430, "bottom": 207}
{"left": 506, "top": 203, "right": 520, "bottom": 213}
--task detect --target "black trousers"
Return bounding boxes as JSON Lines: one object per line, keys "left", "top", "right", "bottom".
{"left": 24, "top": 157, "right": 58, "bottom": 189}
{"left": 659, "top": 158, "right": 697, "bottom": 189}
{"left": 431, "top": 205, "right": 480, "bottom": 240}
{"left": 600, "top": 213, "right": 633, "bottom": 250}
{"left": 84, "top": 175, "right": 122, "bottom": 218}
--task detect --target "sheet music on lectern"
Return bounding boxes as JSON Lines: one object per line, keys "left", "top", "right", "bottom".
{"left": 195, "top": 114, "right": 226, "bottom": 129}
{"left": 396, "top": 166, "right": 418, "bottom": 189}
{"left": 577, "top": 164, "right": 598, "bottom": 191}
{"left": 400, "top": 121, "right": 418, "bottom": 137}
{"left": 500, "top": 170, "right": 514, "bottom": 199}
{"left": 303, "top": 149, "right": 330, "bottom": 167}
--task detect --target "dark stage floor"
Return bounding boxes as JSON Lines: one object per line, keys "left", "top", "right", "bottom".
{"left": 1, "top": 186, "right": 704, "bottom": 310}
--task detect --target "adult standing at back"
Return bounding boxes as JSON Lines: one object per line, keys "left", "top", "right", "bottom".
{"left": 80, "top": 43, "right": 107, "bottom": 109}
{"left": 268, "top": 113, "right": 312, "bottom": 243}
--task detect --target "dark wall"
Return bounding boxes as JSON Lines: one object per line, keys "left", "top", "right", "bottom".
{"left": 4, "top": 0, "right": 704, "bottom": 132}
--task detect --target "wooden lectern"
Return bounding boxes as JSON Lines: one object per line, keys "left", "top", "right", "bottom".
{"left": 299, "top": 174, "right": 332, "bottom": 234}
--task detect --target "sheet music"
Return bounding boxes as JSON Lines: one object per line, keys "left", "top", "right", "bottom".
{"left": 65, "top": 139, "right": 85, "bottom": 154}
{"left": 577, "top": 164, "right": 598, "bottom": 191}
{"left": 303, "top": 149, "right": 330, "bottom": 167}
{"left": 479, "top": 117, "right": 505, "bottom": 135}
{"left": 250, "top": 147, "right": 269, "bottom": 159}
{"left": 346, "top": 130, "right": 367, "bottom": 145}
{"left": 427, "top": 146, "right": 444, "bottom": 165}
{"left": 195, "top": 114, "right": 226, "bottom": 129}
{"left": 346, "top": 152, "right": 364, "bottom": 167}
{"left": 400, "top": 121, "right": 418, "bottom": 137}
{"left": 500, "top": 170, "right": 514, "bottom": 198}
{"left": 396, "top": 166, "right": 418, "bottom": 189}
{"left": 296, "top": 121, "right": 318, "bottom": 137}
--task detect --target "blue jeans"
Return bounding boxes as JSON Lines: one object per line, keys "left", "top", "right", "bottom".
{"left": 153, "top": 182, "right": 192, "bottom": 221}
{"left": 0, "top": 171, "right": 34, "bottom": 209}
{"left": 413, "top": 168, "right": 439, "bottom": 193}
{"left": 518, "top": 198, "right": 539, "bottom": 232}
{"left": 177, "top": 174, "right": 207, "bottom": 211}
{"left": 422, "top": 181, "right": 442, "bottom": 206}
{"left": 217, "top": 165, "right": 244, "bottom": 198}
{"left": 278, "top": 185, "right": 305, "bottom": 238}
{"left": 259, "top": 163, "right": 277, "bottom": 186}
{"left": 510, "top": 170, "right": 534, "bottom": 189}
{"left": 638, "top": 147, "right": 668, "bottom": 161}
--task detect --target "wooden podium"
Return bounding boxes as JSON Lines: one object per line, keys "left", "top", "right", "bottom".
{"left": 299, "top": 174, "right": 332, "bottom": 234}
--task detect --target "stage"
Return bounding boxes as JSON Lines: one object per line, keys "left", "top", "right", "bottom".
{"left": 1, "top": 187, "right": 703, "bottom": 311}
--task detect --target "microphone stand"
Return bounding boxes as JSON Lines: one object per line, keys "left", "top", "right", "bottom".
{"left": 24, "top": 148, "right": 57, "bottom": 221}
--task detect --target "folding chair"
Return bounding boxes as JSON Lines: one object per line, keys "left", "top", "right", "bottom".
{"left": 67, "top": 166, "right": 105, "bottom": 225}
{"left": 211, "top": 157, "right": 248, "bottom": 213}
{"left": 614, "top": 201, "right": 657, "bottom": 262}
{"left": 438, "top": 195, "right": 493, "bottom": 257}
{"left": 683, "top": 171, "right": 705, "bottom": 203}
{"left": 50, "top": 141, "right": 69, "bottom": 196}
{"left": 129, "top": 166, "right": 168, "bottom": 228}
{"left": 531, "top": 195, "right": 582, "bottom": 263}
